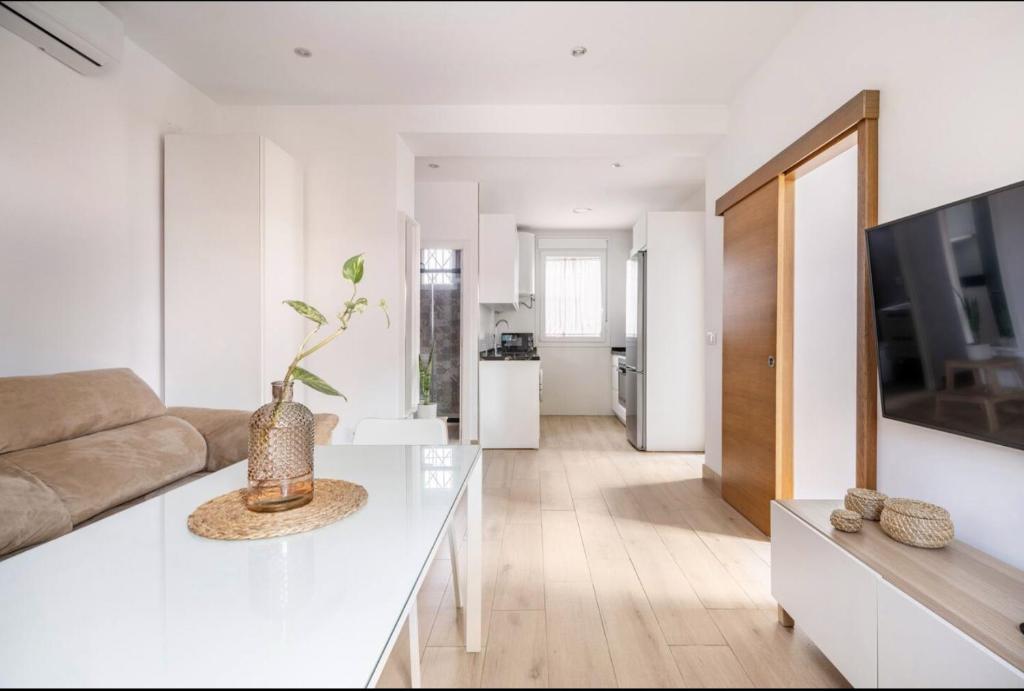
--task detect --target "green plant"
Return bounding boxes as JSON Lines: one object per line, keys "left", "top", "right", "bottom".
{"left": 280, "top": 254, "right": 389, "bottom": 398}
{"left": 956, "top": 292, "right": 981, "bottom": 343}
{"left": 418, "top": 345, "right": 434, "bottom": 405}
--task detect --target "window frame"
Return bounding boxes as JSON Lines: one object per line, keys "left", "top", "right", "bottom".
{"left": 421, "top": 247, "right": 458, "bottom": 286}
{"left": 538, "top": 247, "right": 608, "bottom": 345}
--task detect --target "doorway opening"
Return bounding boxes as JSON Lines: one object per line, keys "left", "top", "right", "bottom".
{"left": 791, "top": 135, "right": 859, "bottom": 498}
{"left": 421, "top": 247, "right": 462, "bottom": 441}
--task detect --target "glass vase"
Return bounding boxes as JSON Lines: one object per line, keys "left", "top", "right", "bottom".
{"left": 246, "top": 380, "right": 314, "bottom": 512}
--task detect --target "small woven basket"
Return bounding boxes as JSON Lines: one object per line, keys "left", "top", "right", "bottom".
{"left": 845, "top": 487, "right": 888, "bottom": 521}
{"left": 830, "top": 508, "right": 863, "bottom": 533}
{"left": 880, "top": 498, "right": 954, "bottom": 549}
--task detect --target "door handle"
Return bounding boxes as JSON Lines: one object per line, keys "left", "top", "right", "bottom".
{"left": 768, "top": 356, "right": 776, "bottom": 368}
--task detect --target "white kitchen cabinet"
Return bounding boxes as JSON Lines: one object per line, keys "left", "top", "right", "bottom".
{"left": 518, "top": 231, "right": 536, "bottom": 296}
{"left": 611, "top": 352, "right": 626, "bottom": 423}
{"left": 164, "top": 134, "right": 304, "bottom": 410}
{"left": 479, "top": 214, "right": 519, "bottom": 310}
{"left": 479, "top": 360, "right": 540, "bottom": 449}
{"left": 632, "top": 213, "right": 648, "bottom": 254}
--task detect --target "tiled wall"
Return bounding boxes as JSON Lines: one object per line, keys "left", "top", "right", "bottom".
{"left": 420, "top": 252, "right": 462, "bottom": 417}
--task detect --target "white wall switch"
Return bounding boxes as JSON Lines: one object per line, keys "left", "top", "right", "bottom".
{"left": 706, "top": 331, "right": 718, "bottom": 345}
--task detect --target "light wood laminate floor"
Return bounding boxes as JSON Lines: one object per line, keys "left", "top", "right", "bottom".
{"left": 378, "top": 416, "right": 847, "bottom": 688}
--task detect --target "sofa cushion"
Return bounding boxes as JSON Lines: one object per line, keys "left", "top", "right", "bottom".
{"left": 2, "top": 416, "right": 205, "bottom": 525}
{"left": 0, "top": 462, "right": 73, "bottom": 557}
{"left": 167, "top": 407, "right": 250, "bottom": 472}
{"left": 0, "top": 369, "right": 166, "bottom": 454}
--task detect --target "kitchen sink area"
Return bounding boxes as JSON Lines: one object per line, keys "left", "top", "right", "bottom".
{"left": 479, "top": 331, "right": 541, "bottom": 448}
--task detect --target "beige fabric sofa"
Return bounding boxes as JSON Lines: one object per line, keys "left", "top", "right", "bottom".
{"left": 0, "top": 368, "right": 338, "bottom": 558}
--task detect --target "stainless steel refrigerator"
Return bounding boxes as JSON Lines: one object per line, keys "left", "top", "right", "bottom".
{"left": 622, "top": 250, "right": 646, "bottom": 450}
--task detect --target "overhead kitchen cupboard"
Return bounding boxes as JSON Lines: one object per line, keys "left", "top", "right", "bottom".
{"left": 479, "top": 214, "right": 519, "bottom": 310}
{"left": 632, "top": 213, "right": 648, "bottom": 254}
{"left": 518, "top": 231, "right": 536, "bottom": 297}
{"left": 164, "top": 134, "right": 304, "bottom": 410}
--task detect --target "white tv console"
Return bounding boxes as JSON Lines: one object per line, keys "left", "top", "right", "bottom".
{"left": 771, "top": 500, "right": 1024, "bottom": 688}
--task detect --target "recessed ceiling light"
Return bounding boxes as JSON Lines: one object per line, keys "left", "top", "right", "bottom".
{"left": 294, "top": 47, "right": 312, "bottom": 58}
{"left": 611, "top": 162, "right": 622, "bottom": 168}
{"left": 571, "top": 46, "right": 588, "bottom": 58}
{"left": 428, "top": 163, "right": 440, "bottom": 169}
{"left": 572, "top": 207, "right": 593, "bottom": 214}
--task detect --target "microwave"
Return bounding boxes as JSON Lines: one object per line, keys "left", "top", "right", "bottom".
{"left": 499, "top": 332, "right": 535, "bottom": 353}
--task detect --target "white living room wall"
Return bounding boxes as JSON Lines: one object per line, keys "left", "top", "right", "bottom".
{"left": 0, "top": 31, "right": 220, "bottom": 395}
{"left": 415, "top": 182, "right": 481, "bottom": 441}
{"left": 703, "top": 2, "right": 1024, "bottom": 567}
{"left": 213, "top": 106, "right": 409, "bottom": 440}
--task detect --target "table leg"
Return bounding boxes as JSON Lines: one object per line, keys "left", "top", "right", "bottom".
{"left": 465, "top": 459, "right": 482, "bottom": 653}
{"left": 408, "top": 605, "right": 421, "bottom": 688}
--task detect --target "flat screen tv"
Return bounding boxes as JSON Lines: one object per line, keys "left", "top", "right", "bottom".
{"left": 866, "top": 180, "right": 1024, "bottom": 451}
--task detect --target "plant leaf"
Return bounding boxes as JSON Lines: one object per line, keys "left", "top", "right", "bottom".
{"left": 283, "top": 300, "right": 327, "bottom": 326}
{"left": 292, "top": 366, "right": 347, "bottom": 399}
{"left": 342, "top": 254, "right": 365, "bottom": 285}
{"left": 345, "top": 297, "right": 369, "bottom": 313}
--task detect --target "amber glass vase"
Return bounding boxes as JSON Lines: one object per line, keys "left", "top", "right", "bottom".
{"left": 246, "top": 380, "right": 315, "bottom": 512}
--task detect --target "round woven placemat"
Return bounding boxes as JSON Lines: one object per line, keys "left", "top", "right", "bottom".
{"left": 187, "top": 479, "right": 368, "bottom": 541}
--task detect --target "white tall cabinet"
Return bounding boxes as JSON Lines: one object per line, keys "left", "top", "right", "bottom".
{"left": 164, "top": 134, "right": 304, "bottom": 410}
{"left": 479, "top": 214, "right": 519, "bottom": 310}
{"left": 638, "top": 211, "right": 705, "bottom": 451}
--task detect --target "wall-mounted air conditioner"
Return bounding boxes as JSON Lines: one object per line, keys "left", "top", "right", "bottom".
{"left": 0, "top": 1, "right": 123, "bottom": 75}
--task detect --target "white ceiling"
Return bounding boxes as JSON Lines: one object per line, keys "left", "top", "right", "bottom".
{"left": 402, "top": 132, "right": 722, "bottom": 159}
{"left": 104, "top": 1, "right": 804, "bottom": 105}
{"left": 416, "top": 155, "right": 705, "bottom": 231}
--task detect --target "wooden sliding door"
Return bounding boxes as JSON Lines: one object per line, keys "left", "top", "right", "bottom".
{"left": 717, "top": 90, "right": 879, "bottom": 535}
{"left": 722, "top": 180, "right": 780, "bottom": 535}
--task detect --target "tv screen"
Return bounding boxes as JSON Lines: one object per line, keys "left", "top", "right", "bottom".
{"left": 866, "top": 180, "right": 1024, "bottom": 451}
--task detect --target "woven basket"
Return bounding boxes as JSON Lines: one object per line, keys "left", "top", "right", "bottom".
{"left": 845, "top": 487, "right": 888, "bottom": 521}
{"left": 830, "top": 508, "right": 862, "bottom": 533}
{"left": 880, "top": 498, "right": 954, "bottom": 549}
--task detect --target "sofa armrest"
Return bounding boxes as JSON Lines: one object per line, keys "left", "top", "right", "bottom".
{"left": 313, "top": 413, "right": 339, "bottom": 445}
{"left": 166, "top": 407, "right": 248, "bottom": 472}
{"left": 167, "top": 408, "right": 339, "bottom": 472}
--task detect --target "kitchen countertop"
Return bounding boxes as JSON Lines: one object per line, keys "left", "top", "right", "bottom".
{"left": 479, "top": 350, "right": 540, "bottom": 361}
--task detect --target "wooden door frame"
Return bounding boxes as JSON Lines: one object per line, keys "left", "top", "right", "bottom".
{"left": 716, "top": 90, "right": 880, "bottom": 496}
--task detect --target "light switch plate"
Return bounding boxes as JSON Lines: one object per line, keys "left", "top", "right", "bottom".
{"left": 706, "top": 331, "right": 718, "bottom": 345}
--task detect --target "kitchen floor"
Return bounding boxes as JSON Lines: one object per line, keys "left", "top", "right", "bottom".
{"left": 377, "top": 416, "right": 847, "bottom": 688}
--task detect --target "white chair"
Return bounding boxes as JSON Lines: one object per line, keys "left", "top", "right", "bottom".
{"left": 352, "top": 417, "right": 449, "bottom": 446}
{"left": 352, "top": 417, "right": 456, "bottom": 688}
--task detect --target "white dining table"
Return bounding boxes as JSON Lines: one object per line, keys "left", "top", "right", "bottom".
{"left": 0, "top": 443, "right": 483, "bottom": 688}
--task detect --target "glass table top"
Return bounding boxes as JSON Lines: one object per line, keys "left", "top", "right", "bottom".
{"left": 0, "top": 443, "right": 482, "bottom": 688}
